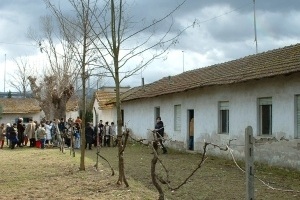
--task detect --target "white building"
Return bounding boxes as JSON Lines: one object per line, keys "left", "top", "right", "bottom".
{"left": 92, "top": 86, "right": 130, "bottom": 126}
{"left": 0, "top": 98, "right": 43, "bottom": 124}
{"left": 113, "top": 44, "right": 300, "bottom": 169}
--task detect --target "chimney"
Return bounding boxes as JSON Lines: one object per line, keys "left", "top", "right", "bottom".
{"left": 142, "top": 77, "right": 145, "bottom": 87}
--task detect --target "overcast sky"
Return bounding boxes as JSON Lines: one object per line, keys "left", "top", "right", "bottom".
{"left": 1, "top": 0, "right": 300, "bottom": 92}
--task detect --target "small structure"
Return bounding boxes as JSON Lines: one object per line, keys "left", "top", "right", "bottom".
{"left": 0, "top": 97, "right": 79, "bottom": 124}
{"left": 0, "top": 98, "right": 42, "bottom": 124}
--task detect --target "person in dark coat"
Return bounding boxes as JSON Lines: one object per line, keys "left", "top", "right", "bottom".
{"left": 154, "top": 116, "right": 167, "bottom": 154}
{"left": 17, "top": 118, "right": 25, "bottom": 147}
{"left": 85, "top": 122, "right": 95, "bottom": 150}
{"left": 9, "top": 123, "right": 18, "bottom": 149}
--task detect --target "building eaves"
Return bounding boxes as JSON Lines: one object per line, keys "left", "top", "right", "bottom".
{"left": 0, "top": 98, "right": 41, "bottom": 114}
{"left": 121, "top": 43, "right": 300, "bottom": 102}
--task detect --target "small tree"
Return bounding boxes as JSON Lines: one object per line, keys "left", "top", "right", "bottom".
{"left": 8, "top": 57, "right": 33, "bottom": 98}
{"left": 7, "top": 91, "right": 12, "bottom": 98}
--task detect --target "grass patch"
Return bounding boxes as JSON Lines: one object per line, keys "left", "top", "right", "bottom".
{"left": 1, "top": 143, "right": 300, "bottom": 199}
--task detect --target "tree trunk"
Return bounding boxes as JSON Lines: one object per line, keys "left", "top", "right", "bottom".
{"left": 151, "top": 143, "right": 165, "bottom": 200}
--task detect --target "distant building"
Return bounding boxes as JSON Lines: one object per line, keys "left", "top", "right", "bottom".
{"left": 0, "top": 92, "right": 32, "bottom": 99}
{"left": 0, "top": 97, "right": 79, "bottom": 124}
{"left": 0, "top": 98, "right": 42, "bottom": 124}
{"left": 92, "top": 86, "right": 130, "bottom": 126}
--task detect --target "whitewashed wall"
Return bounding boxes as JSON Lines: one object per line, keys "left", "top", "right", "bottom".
{"left": 92, "top": 99, "right": 115, "bottom": 125}
{"left": 122, "top": 73, "right": 300, "bottom": 169}
{"left": 66, "top": 110, "right": 79, "bottom": 121}
{"left": 0, "top": 112, "right": 43, "bottom": 124}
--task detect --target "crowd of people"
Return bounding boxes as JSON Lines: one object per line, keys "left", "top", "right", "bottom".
{"left": 88, "top": 120, "right": 117, "bottom": 149}
{"left": 0, "top": 117, "right": 117, "bottom": 150}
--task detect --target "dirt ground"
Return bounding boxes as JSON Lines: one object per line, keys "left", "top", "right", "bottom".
{"left": 0, "top": 143, "right": 300, "bottom": 200}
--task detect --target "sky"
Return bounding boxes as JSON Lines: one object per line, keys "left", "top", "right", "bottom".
{"left": 1, "top": 0, "right": 300, "bottom": 93}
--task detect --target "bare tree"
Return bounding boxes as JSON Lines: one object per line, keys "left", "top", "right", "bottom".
{"left": 8, "top": 57, "right": 33, "bottom": 98}
{"left": 28, "top": 15, "right": 76, "bottom": 119}
{"left": 43, "top": 0, "right": 100, "bottom": 171}
{"left": 89, "top": 0, "right": 194, "bottom": 186}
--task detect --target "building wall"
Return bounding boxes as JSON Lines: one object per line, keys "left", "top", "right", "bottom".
{"left": 66, "top": 111, "right": 79, "bottom": 121}
{"left": 0, "top": 112, "right": 43, "bottom": 124}
{"left": 122, "top": 73, "right": 300, "bottom": 169}
{"left": 92, "top": 100, "right": 115, "bottom": 125}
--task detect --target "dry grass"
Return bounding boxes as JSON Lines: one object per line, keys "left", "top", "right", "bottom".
{"left": 1, "top": 143, "right": 300, "bottom": 200}
{"left": 0, "top": 146, "right": 157, "bottom": 200}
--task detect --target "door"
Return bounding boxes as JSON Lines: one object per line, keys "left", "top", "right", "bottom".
{"left": 188, "top": 110, "right": 194, "bottom": 150}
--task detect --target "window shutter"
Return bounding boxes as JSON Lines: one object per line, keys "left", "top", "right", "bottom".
{"left": 174, "top": 105, "right": 181, "bottom": 131}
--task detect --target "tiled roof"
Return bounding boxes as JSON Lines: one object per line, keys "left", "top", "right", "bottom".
{"left": 95, "top": 87, "right": 131, "bottom": 108}
{"left": 0, "top": 98, "right": 41, "bottom": 114}
{"left": 0, "top": 97, "right": 79, "bottom": 114}
{"left": 95, "top": 90, "right": 116, "bottom": 110}
{"left": 122, "top": 43, "right": 300, "bottom": 102}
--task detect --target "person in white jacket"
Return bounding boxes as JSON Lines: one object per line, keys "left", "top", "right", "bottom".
{"left": 44, "top": 120, "right": 52, "bottom": 146}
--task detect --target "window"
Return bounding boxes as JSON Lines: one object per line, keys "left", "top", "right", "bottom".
{"left": 23, "top": 117, "right": 31, "bottom": 123}
{"left": 219, "top": 101, "right": 229, "bottom": 134}
{"left": 174, "top": 104, "right": 181, "bottom": 131}
{"left": 296, "top": 95, "right": 300, "bottom": 139}
{"left": 259, "top": 98, "right": 272, "bottom": 135}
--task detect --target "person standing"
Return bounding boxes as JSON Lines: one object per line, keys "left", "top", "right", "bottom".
{"left": 75, "top": 116, "right": 82, "bottom": 125}
{"left": 94, "top": 120, "right": 104, "bottom": 147}
{"left": 24, "top": 119, "right": 36, "bottom": 147}
{"left": 0, "top": 123, "right": 5, "bottom": 149}
{"left": 109, "top": 122, "right": 117, "bottom": 147}
{"left": 74, "top": 122, "right": 81, "bottom": 149}
{"left": 9, "top": 123, "right": 18, "bottom": 149}
{"left": 189, "top": 118, "right": 194, "bottom": 150}
{"left": 17, "top": 118, "right": 25, "bottom": 147}
{"left": 5, "top": 123, "right": 11, "bottom": 146}
{"left": 154, "top": 116, "right": 167, "bottom": 154}
{"left": 58, "top": 118, "right": 67, "bottom": 147}
{"left": 36, "top": 123, "right": 46, "bottom": 149}
{"left": 44, "top": 120, "right": 52, "bottom": 146}
{"left": 85, "top": 122, "right": 94, "bottom": 150}
{"left": 103, "top": 122, "right": 111, "bottom": 147}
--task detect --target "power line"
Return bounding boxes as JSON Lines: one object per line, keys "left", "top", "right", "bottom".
{"left": 0, "top": 41, "right": 36, "bottom": 47}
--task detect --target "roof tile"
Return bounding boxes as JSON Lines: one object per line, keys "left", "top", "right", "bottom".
{"left": 122, "top": 43, "right": 300, "bottom": 101}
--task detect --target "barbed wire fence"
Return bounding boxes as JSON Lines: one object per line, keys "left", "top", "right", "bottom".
{"left": 128, "top": 125, "right": 300, "bottom": 199}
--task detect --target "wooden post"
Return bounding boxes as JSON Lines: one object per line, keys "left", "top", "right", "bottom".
{"left": 245, "top": 126, "right": 254, "bottom": 200}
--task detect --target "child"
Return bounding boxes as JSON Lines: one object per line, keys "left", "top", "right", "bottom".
{"left": 0, "top": 123, "right": 5, "bottom": 149}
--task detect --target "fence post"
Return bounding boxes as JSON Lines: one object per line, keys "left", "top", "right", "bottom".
{"left": 245, "top": 126, "right": 254, "bottom": 200}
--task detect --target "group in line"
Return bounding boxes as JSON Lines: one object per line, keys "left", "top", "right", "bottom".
{"left": 0, "top": 117, "right": 82, "bottom": 150}
{"left": 0, "top": 117, "right": 118, "bottom": 150}
{"left": 86, "top": 120, "right": 117, "bottom": 150}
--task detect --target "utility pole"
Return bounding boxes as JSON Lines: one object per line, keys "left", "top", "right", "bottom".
{"left": 253, "top": 0, "right": 258, "bottom": 54}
